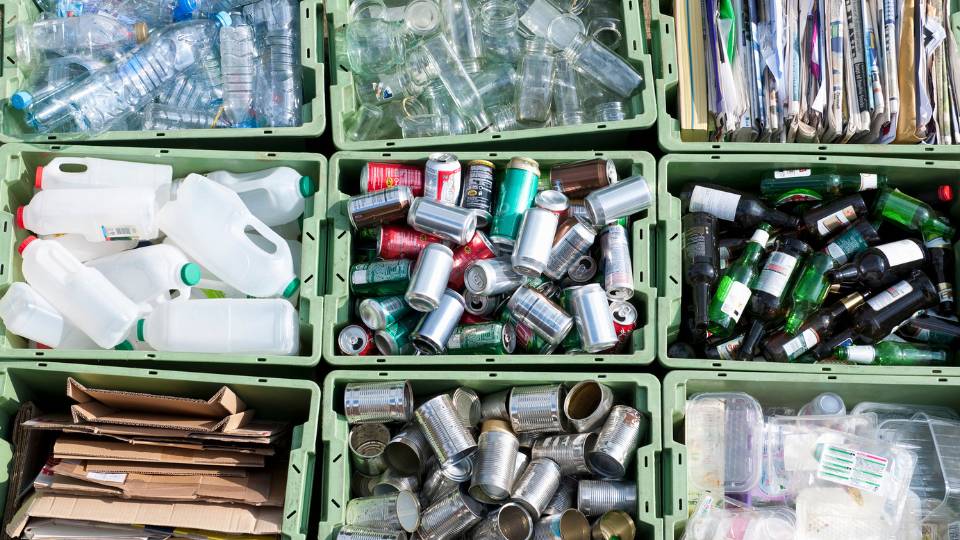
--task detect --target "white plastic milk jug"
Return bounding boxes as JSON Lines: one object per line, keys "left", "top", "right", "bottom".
{"left": 0, "top": 282, "right": 98, "bottom": 349}
{"left": 86, "top": 244, "right": 201, "bottom": 311}
{"left": 18, "top": 187, "right": 160, "bottom": 242}
{"left": 42, "top": 233, "right": 137, "bottom": 262}
{"left": 37, "top": 157, "right": 173, "bottom": 195}
{"left": 202, "top": 166, "right": 313, "bottom": 226}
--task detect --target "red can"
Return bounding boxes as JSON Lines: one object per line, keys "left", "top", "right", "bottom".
{"left": 378, "top": 225, "right": 442, "bottom": 260}
{"left": 609, "top": 301, "right": 637, "bottom": 352}
{"left": 460, "top": 313, "right": 493, "bottom": 325}
{"left": 425, "top": 152, "right": 462, "bottom": 204}
{"left": 338, "top": 324, "right": 375, "bottom": 356}
{"left": 361, "top": 162, "right": 425, "bottom": 196}
{"left": 448, "top": 231, "right": 498, "bottom": 290}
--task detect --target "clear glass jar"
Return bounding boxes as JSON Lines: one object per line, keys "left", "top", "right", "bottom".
{"left": 400, "top": 113, "right": 450, "bottom": 137}
{"left": 344, "top": 17, "right": 406, "bottom": 76}
{"left": 487, "top": 103, "right": 519, "bottom": 132}
{"left": 516, "top": 38, "right": 556, "bottom": 124}
{"left": 422, "top": 79, "right": 469, "bottom": 135}
{"left": 472, "top": 63, "right": 519, "bottom": 108}
{"left": 561, "top": 32, "right": 641, "bottom": 99}
{"left": 440, "top": 0, "right": 481, "bottom": 73}
{"left": 416, "top": 34, "right": 491, "bottom": 132}
{"left": 552, "top": 57, "right": 583, "bottom": 125}
{"left": 480, "top": 0, "right": 522, "bottom": 64}
{"left": 345, "top": 104, "right": 384, "bottom": 141}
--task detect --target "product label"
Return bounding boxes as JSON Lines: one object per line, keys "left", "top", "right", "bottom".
{"left": 815, "top": 205, "right": 856, "bottom": 236}
{"left": 684, "top": 226, "right": 709, "bottom": 258}
{"left": 749, "top": 228, "right": 770, "bottom": 247}
{"left": 774, "top": 168, "right": 812, "bottom": 178}
{"left": 783, "top": 328, "right": 820, "bottom": 360}
{"left": 364, "top": 163, "right": 424, "bottom": 195}
{"left": 940, "top": 283, "right": 956, "bottom": 303}
{"left": 816, "top": 444, "right": 889, "bottom": 493}
{"left": 87, "top": 471, "right": 127, "bottom": 483}
{"left": 101, "top": 225, "right": 139, "bottom": 241}
{"left": 720, "top": 281, "right": 752, "bottom": 321}
{"left": 426, "top": 161, "right": 462, "bottom": 205}
{"left": 866, "top": 281, "right": 914, "bottom": 311}
{"left": 689, "top": 186, "right": 741, "bottom": 221}
{"left": 843, "top": 345, "right": 877, "bottom": 364}
{"left": 462, "top": 166, "right": 494, "bottom": 211}
{"left": 351, "top": 261, "right": 409, "bottom": 286}
{"left": 716, "top": 335, "right": 743, "bottom": 359}
{"left": 876, "top": 239, "right": 925, "bottom": 267}
{"left": 755, "top": 252, "right": 799, "bottom": 296}
{"left": 859, "top": 173, "right": 879, "bottom": 190}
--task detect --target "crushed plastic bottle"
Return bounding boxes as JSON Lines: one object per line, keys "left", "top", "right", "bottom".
{"left": 243, "top": 0, "right": 302, "bottom": 126}
{"left": 142, "top": 102, "right": 231, "bottom": 130}
{"left": 11, "top": 55, "right": 107, "bottom": 111}
{"left": 15, "top": 14, "right": 146, "bottom": 68}
{"left": 219, "top": 24, "right": 258, "bottom": 125}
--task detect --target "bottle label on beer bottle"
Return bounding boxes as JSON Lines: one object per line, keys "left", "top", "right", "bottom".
{"left": 689, "top": 186, "right": 741, "bottom": 221}
{"left": 939, "top": 283, "right": 955, "bottom": 303}
{"left": 816, "top": 206, "right": 856, "bottom": 236}
{"left": 783, "top": 328, "right": 820, "bottom": 360}
{"left": 876, "top": 239, "right": 924, "bottom": 267}
{"left": 720, "top": 281, "right": 751, "bottom": 321}
{"left": 843, "top": 345, "right": 877, "bottom": 364}
{"left": 755, "top": 252, "right": 799, "bottom": 296}
{"left": 774, "top": 169, "right": 811, "bottom": 178}
{"left": 866, "top": 281, "right": 913, "bottom": 311}
{"left": 859, "top": 173, "right": 878, "bottom": 190}
{"left": 684, "top": 226, "right": 709, "bottom": 258}
{"left": 749, "top": 228, "right": 770, "bottom": 247}
{"left": 825, "top": 230, "right": 867, "bottom": 264}
{"left": 716, "top": 335, "right": 744, "bottom": 359}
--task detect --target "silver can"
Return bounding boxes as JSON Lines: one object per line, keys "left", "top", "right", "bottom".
{"left": 386, "top": 423, "right": 432, "bottom": 475}
{"left": 345, "top": 491, "right": 422, "bottom": 533}
{"left": 348, "top": 186, "right": 416, "bottom": 229}
{"left": 471, "top": 420, "right": 520, "bottom": 501}
{"left": 407, "top": 243, "right": 456, "bottom": 312}
{"left": 507, "top": 287, "right": 574, "bottom": 346}
{"left": 426, "top": 152, "right": 462, "bottom": 205}
{"left": 464, "top": 290, "right": 502, "bottom": 317}
{"left": 544, "top": 220, "right": 597, "bottom": 280}
{"left": 576, "top": 480, "right": 636, "bottom": 516}
{"left": 412, "top": 289, "right": 466, "bottom": 354}
{"left": 568, "top": 284, "right": 619, "bottom": 353}
{"left": 408, "top": 197, "right": 477, "bottom": 245}
{"left": 372, "top": 468, "right": 421, "bottom": 495}
{"left": 600, "top": 225, "right": 634, "bottom": 301}
{"left": 423, "top": 457, "right": 461, "bottom": 504}
{"left": 531, "top": 433, "right": 598, "bottom": 476}
{"left": 563, "top": 380, "right": 614, "bottom": 433}
{"left": 375, "top": 317, "right": 418, "bottom": 356}
{"left": 480, "top": 389, "right": 511, "bottom": 421}
{"left": 511, "top": 458, "right": 562, "bottom": 517}
{"left": 583, "top": 176, "right": 652, "bottom": 227}
{"left": 591, "top": 511, "right": 636, "bottom": 540}
{"left": 587, "top": 405, "right": 645, "bottom": 479}
{"left": 350, "top": 423, "right": 391, "bottom": 475}
{"left": 449, "top": 387, "right": 482, "bottom": 427}
{"left": 543, "top": 478, "right": 577, "bottom": 515}
{"left": 419, "top": 487, "right": 486, "bottom": 540}
{"left": 415, "top": 394, "right": 478, "bottom": 467}
{"left": 533, "top": 508, "right": 590, "bottom": 540}
{"left": 465, "top": 258, "right": 527, "bottom": 296}
{"left": 470, "top": 502, "right": 534, "bottom": 540}
{"left": 509, "top": 384, "right": 567, "bottom": 433}
{"left": 517, "top": 432, "right": 546, "bottom": 449}
{"left": 340, "top": 324, "right": 375, "bottom": 356}
{"left": 441, "top": 454, "right": 475, "bottom": 482}
{"left": 512, "top": 207, "right": 560, "bottom": 277}
{"left": 337, "top": 525, "right": 409, "bottom": 540}
{"left": 567, "top": 255, "right": 598, "bottom": 283}
{"left": 344, "top": 380, "right": 414, "bottom": 424}
{"left": 352, "top": 471, "right": 377, "bottom": 498}
{"left": 535, "top": 190, "right": 570, "bottom": 215}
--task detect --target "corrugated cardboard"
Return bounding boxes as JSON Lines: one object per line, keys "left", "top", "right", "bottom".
{"left": 24, "top": 414, "right": 286, "bottom": 444}
{"left": 84, "top": 462, "right": 249, "bottom": 477}
{"left": 53, "top": 438, "right": 264, "bottom": 468}
{"left": 6, "top": 493, "right": 283, "bottom": 537}
{"left": 66, "top": 378, "right": 252, "bottom": 433}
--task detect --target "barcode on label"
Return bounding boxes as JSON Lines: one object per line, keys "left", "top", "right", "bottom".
{"left": 101, "top": 226, "right": 139, "bottom": 240}
{"left": 774, "top": 169, "right": 811, "bottom": 178}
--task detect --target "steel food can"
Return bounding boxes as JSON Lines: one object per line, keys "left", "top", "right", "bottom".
{"left": 533, "top": 508, "right": 590, "bottom": 540}
{"left": 510, "top": 458, "right": 562, "bottom": 516}
{"left": 469, "top": 502, "right": 533, "bottom": 540}
{"left": 378, "top": 225, "right": 443, "bottom": 260}
{"left": 479, "top": 390, "right": 510, "bottom": 422}
{"left": 337, "top": 525, "right": 408, "bottom": 540}
{"left": 465, "top": 258, "right": 527, "bottom": 296}
{"left": 362, "top": 162, "right": 425, "bottom": 196}
{"left": 568, "top": 284, "right": 619, "bottom": 353}
{"left": 512, "top": 207, "right": 560, "bottom": 277}
{"left": 600, "top": 225, "right": 634, "bottom": 301}
{"left": 345, "top": 491, "right": 422, "bottom": 533}
{"left": 412, "top": 289, "right": 466, "bottom": 354}
{"left": 509, "top": 384, "right": 567, "bottom": 433}
{"left": 448, "top": 386, "right": 482, "bottom": 427}
{"left": 408, "top": 197, "right": 478, "bottom": 245}
{"left": 531, "top": 432, "right": 598, "bottom": 476}
{"left": 609, "top": 301, "right": 637, "bottom": 352}
{"left": 371, "top": 468, "right": 420, "bottom": 496}
{"left": 591, "top": 511, "right": 636, "bottom": 540}
{"left": 584, "top": 176, "right": 652, "bottom": 227}
{"left": 406, "top": 243, "right": 455, "bottom": 312}
{"left": 385, "top": 422, "right": 431, "bottom": 475}
{"left": 425, "top": 153, "right": 462, "bottom": 204}
{"left": 587, "top": 405, "right": 645, "bottom": 479}
{"left": 351, "top": 259, "right": 412, "bottom": 296}
{"left": 349, "top": 186, "right": 415, "bottom": 229}
{"left": 576, "top": 480, "right": 636, "bottom": 516}
{"left": 464, "top": 290, "right": 502, "bottom": 317}
{"left": 375, "top": 316, "right": 419, "bottom": 355}
{"left": 545, "top": 219, "right": 597, "bottom": 280}
{"left": 568, "top": 255, "right": 598, "bottom": 283}
{"left": 419, "top": 487, "right": 486, "bottom": 540}
{"left": 344, "top": 380, "right": 414, "bottom": 424}
{"left": 461, "top": 160, "right": 496, "bottom": 227}
{"left": 507, "top": 286, "right": 574, "bottom": 346}
{"left": 470, "top": 419, "right": 520, "bottom": 501}
{"left": 550, "top": 159, "right": 618, "bottom": 197}
{"left": 340, "top": 324, "right": 375, "bottom": 356}
{"left": 447, "top": 322, "right": 516, "bottom": 354}
{"left": 535, "top": 190, "right": 570, "bottom": 216}
{"left": 423, "top": 457, "right": 461, "bottom": 504}
{"left": 349, "top": 423, "right": 391, "bottom": 475}
{"left": 359, "top": 295, "right": 411, "bottom": 331}
{"left": 544, "top": 477, "right": 577, "bottom": 515}
{"left": 563, "top": 380, "right": 614, "bottom": 433}
{"left": 415, "top": 394, "right": 478, "bottom": 466}
{"left": 449, "top": 231, "right": 499, "bottom": 290}
{"left": 491, "top": 157, "right": 541, "bottom": 248}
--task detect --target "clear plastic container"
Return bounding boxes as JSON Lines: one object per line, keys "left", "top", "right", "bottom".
{"left": 681, "top": 496, "right": 796, "bottom": 540}
{"left": 851, "top": 402, "right": 960, "bottom": 423}
{"left": 685, "top": 392, "right": 765, "bottom": 493}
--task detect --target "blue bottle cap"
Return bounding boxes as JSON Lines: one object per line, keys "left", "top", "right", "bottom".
{"left": 11, "top": 91, "right": 32, "bottom": 110}
{"left": 214, "top": 11, "right": 231, "bottom": 27}
{"left": 172, "top": 0, "right": 197, "bottom": 22}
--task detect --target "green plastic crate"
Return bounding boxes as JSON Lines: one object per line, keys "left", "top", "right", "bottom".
{"left": 657, "top": 153, "right": 960, "bottom": 375}
{"left": 317, "top": 370, "right": 663, "bottom": 540}
{"left": 323, "top": 150, "right": 657, "bottom": 365}
{"left": 649, "top": 3, "right": 960, "bottom": 156}
{"left": 0, "top": 360, "right": 319, "bottom": 539}
{"left": 661, "top": 369, "right": 960, "bottom": 540}
{"left": 0, "top": 1, "right": 325, "bottom": 143}
{"left": 326, "top": 1, "right": 656, "bottom": 150}
{"left": 0, "top": 143, "right": 326, "bottom": 368}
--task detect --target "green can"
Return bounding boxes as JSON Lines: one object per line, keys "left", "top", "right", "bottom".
{"left": 559, "top": 289, "right": 583, "bottom": 353}
{"left": 354, "top": 245, "right": 379, "bottom": 263}
{"left": 350, "top": 259, "right": 412, "bottom": 295}
{"left": 498, "top": 310, "right": 553, "bottom": 353}
{"left": 490, "top": 157, "right": 541, "bottom": 248}
{"left": 447, "top": 322, "right": 516, "bottom": 354}
{"left": 374, "top": 316, "right": 419, "bottom": 355}
{"left": 358, "top": 295, "right": 411, "bottom": 330}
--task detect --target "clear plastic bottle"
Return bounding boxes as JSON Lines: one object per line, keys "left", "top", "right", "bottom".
{"left": 516, "top": 38, "right": 556, "bottom": 124}
{"left": 416, "top": 33, "right": 490, "bottom": 132}
{"left": 471, "top": 64, "right": 519, "bottom": 108}
{"left": 480, "top": 0, "right": 522, "bottom": 65}
{"left": 552, "top": 57, "right": 583, "bottom": 125}
{"left": 11, "top": 55, "right": 107, "bottom": 111}
{"left": 158, "top": 73, "right": 219, "bottom": 110}
{"left": 219, "top": 24, "right": 258, "bottom": 125}
{"left": 244, "top": 0, "right": 302, "bottom": 127}
{"left": 52, "top": 0, "right": 183, "bottom": 27}
{"left": 142, "top": 103, "right": 231, "bottom": 130}
{"left": 15, "top": 14, "right": 146, "bottom": 68}
{"left": 0, "top": 282, "right": 98, "bottom": 349}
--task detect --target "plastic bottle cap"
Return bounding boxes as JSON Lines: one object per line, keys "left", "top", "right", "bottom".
{"left": 215, "top": 11, "right": 231, "bottom": 27}
{"left": 15, "top": 206, "right": 25, "bottom": 229}
{"left": 136, "top": 319, "right": 146, "bottom": 341}
{"left": 940, "top": 185, "right": 954, "bottom": 202}
{"left": 17, "top": 235, "right": 37, "bottom": 255}
{"left": 114, "top": 340, "right": 134, "bottom": 351}
{"left": 282, "top": 278, "right": 300, "bottom": 298}
{"left": 134, "top": 22, "right": 149, "bottom": 43}
{"left": 298, "top": 176, "right": 315, "bottom": 198}
{"left": 180, "top": 263, "right": 202, "bottom": 286}
{"left": 34, "top": 165, "right": 43, "bottom": 189}
{"left": 11, "top": 91, "right": 33, "bottom": 110}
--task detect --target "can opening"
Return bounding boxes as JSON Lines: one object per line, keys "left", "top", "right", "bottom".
{"left": 385, "top": 439, "right": 422, "bottom": 476}
{"left": 498, "top": 503, "right": 533, "bottom": 540}
{"left": 592, "top": 510, "right": 636, "bottom": 540}
{"left": 565, "top": 381, "right": 603, "bottom": 422}
{"left": 349, "top": 424, "right": 390, "bottom": 458}
{"left": 559, "top": 509, "right": 591, "bottom": 540}
{"left": 395, "top": 490, "right": 422, "bottom": 532}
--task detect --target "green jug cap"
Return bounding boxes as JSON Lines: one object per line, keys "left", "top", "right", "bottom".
{"left": 283, "top": 278, "right": 300, "bottom": 298}
{"left": 180, "top": 263, "right": 202, "bottom": 286}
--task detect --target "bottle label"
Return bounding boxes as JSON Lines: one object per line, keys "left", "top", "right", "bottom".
{"left": 859, "top": 173, "right": 878, "bottom": 190}
{"left": 866, "top": 281, "right": 913, "bottom": 311}
{"left": 939, "top": 282, "right": 955, "bottom": 303}
{"left": 816, "top": 443, "right": 888, "bottom": 493}
{"left": 825, "top": 229, "right": 867, "bottom": 264}
{"left": 754, "top": 252, "right": 799, "bottom": 296}
{"left": 783, "top": 328, "right": 820, "bottom": 360}
{"left": 352, "top": 261, "right": 408, "bottom": 285}
{"left": 925, "top": 237, "right": 951, "bottom": 249}
{"left": 716, "top": 335, "right": 744, "bottom": 359}
{"left": 689, "top": 186, "right": 741, "bottom": 221}
{"left": 684, "top": 226, "right": 710, "bottom": 258}
{"left": 876, "top": 239, "right": 924, "bottom": 267}
{"left": 749, "top": 228, "right": 770, "bottom": 247}
{"left": 774, "top": 169, "right": 811, "bottom": 178}
{"left": 815, "top": 205, "right": 856, "bottom": 236}
{"left": 843, "top": 345, "right": 877, "bottom": 364}
{"left": 720, "top": 281, "right": 752, "bottom": 321}
{"left": 101, "top": 225, "right": 140, "bottom": 241}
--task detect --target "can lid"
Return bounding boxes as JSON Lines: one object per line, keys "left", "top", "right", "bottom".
{"left": 428, "top": 152, "right": 458, "bottom": 163}
{"left": 467, "top": 159, "right": 495, "bottom": 169}
{"left": 282, "top": 278, "right": 300, "bottom": 298}
{"left": 299, "top": 176, "right": 315, "bottom": 198}
{"left": 136, "top": 319, "right": 146, "bottom": 341}
{"left": 502, "top": 323, "right": 516, "bottom": 353}
{"left": 180, "top": 263, "right": 202, "bottom": 286}
{"left": 606, "top": 159, "right": 619, "bottom": 184}
{"left": 11, "top": 91, "right": 33, "bottom": 110}
{"left": 34, "top": 165, "right": 43, "bottom": 189}
{"left": 17, "top": 235, "right": 37, "bottom": 255}
{"left": 15, "top": 206, "right": 25, "bottom": 229}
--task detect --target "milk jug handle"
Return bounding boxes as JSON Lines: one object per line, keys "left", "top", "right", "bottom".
{"left": 243, "top": 218, "right": 288, "bottom": 256}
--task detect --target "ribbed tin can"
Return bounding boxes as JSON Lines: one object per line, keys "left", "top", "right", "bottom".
{"left": 441, "top": 454, "right": 475, "bottom": 482}
{"left": 590, "top": 511, "right": 636, "bottom": 540}
{"left": 372, "top": 468, "right": 421, "bottom": 495}
{"left": 418, "top": 488, "right": 486, "bottom": 540}
{"left": 337, "top": 525, "right": 409, "bottom": 540}
{"left": 470, "top": 420, "right": 520, "bottom": 501}
{"left": 517, "top": 432, "right": 546, "bottom": 449}
{"left": 345, "top": 491, "right": 422, "bottom": 533}
{"left": 480, "top": 389, "right": 511, "bottom": 421}
{"left": 386, "top": 423, "right": 431, "bottom": 475}
{"left": 415, "top": 394, "right": 478, "bottom": 467}
{"left": 531, "top": 433, "right": 598, "bottom": 476}
{"left": 345, "top": 381, "right": 414, "bottom": 424}
{"left": 352, "top": 471, "right": 377, "bottom": 498}
{"left": 576, "top": 480, "right": 636, "bottom": 516}
{"left": 587, "top": 405, "right": 645, "bottom": 479}
{"left": 349, "top": 423, "right": 391, "bottom": 475}
{"left": 532, "top": 508, "right": 590, "bottom": 540}
{"left": 543, "top": 477, "right": 577, "bottom": 515}
{"left": 449, "top": 386, "right": 482, "bottom": 427}
{"left": 563, "top": 381, "right": 614, "bottom": 433}
{"left": 469, "top": 502, "right": 534, "bottom": 540}
{"left": 423, "top": 457, "right": 461, "bottom": 504}
{"left": 509, "top": 384, "right": 568, "bottom": 433}
{"left": 511, "top": 458, "right": 562, "bottom": 516}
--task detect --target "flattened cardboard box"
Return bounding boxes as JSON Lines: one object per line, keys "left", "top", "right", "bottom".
{"left": 23, "top": 414, "right": 286, "bottom": 444}
{"left": 53, "top": 438, "right": 264, "bottom": 467}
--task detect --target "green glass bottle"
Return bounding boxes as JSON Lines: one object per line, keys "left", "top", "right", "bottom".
{"left": 873, "top": 188, "right": 955, "bottom": 240}
{"left": 783, "top": 252, "right": 833, "bottom": 334}
{"left": 834, "top": 342, "right": 950, "bottom": 366}
{"left": 707, "top": 223, "right": 772, "bottom": 337}
{"left": 760, "top": 171, "right": 887, "bottom": 200}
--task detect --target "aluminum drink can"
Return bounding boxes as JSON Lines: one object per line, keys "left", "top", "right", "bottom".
{"left": 584, "top": 176, "right": 652, "bottom": 227}
{"left": 349, "top": 186, "right": 415, "bottom": 229}
{"left": 339, "top": 324, "right": 375, "bottom": 355}
{"left": 609, "top": 301, "right": 637, "bottom": 351}
{"left": 549, "top": 158, "right": 618, "bottom": 197}
{"left": 464, "top": 258, "right": 527, "bottom": 296}
{"left": 362, "top": 162, "right": 425, "bottom": 196}
{"left": 600, "top": 224, "right": 634, "bottom": 300}
{"left": 408, "top": 197, "right": 478, "bottom": 245}
{"left": 378, "top": 225, "right": 443, "bottom": 260}
{"left": 461, "top": 160, "right": 496, "bottom": 226}
{"left": 406, "top": 243, "right": 455, "bottom": 312}
{"left": 545, "top": 219, "right": 597, "bottom": 280}
{"left": 512, "top": 207, "right": 560, "bottom": 277}
{"left": 412, "top": 289, "right": 466, "bottom": 354}
{"left": 568, "top": 255, "right": 598, "bottom": 283}
{"left": 449, "top": 231, "right": 498, "bottom": 290}
{"left": 567, "top": 284, "right": 619, "bottom": 353}
{"left": 535, "top": 190, "right": 570, "bottom": 216}
{"left": 461, "top": 313, "right": 493, "bottom": 324}
{"left": 425, "top": 153, "right": 462, "bottom": 204}
{"left": 375, "top": 316, "right": 419, "bottom": 355}
{"left": 507, "top": 286, "right": 573, "bottom": 345}
{"left": 464, "top": 290, "right": 502, "bottom": 317}
{"left": 446, "top": 322, "right": 516, "bottom": 354}
{"left": 566, "top": 199, "right": 588, "bottom": 221}
{"left": 351, "top": 259, "right": 412, "bottom": 296}
{"left": 359, "top": 295, "right": 411, "bottom": 331}
{"left": 490, "top": 157, "right": 541, "bottom": 249}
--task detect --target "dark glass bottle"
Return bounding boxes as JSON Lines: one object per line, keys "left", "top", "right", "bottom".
{"left": 896, "top": 315, "right": 960, "bottom": 346}
{"left": 800, "top": 194, "right": 868, "bottom": 239}
{"left": 809, "top": 328, "right": 858, "bottom": 361}
{"left": 704, "top": 334, "right": 745, "bottom": 360}
{"left": 682, "top": 212, "right": 720, "bottom": 336}
{"left": 680, "top": 184, "right": 800, "bottom": 230}
{"left": 821, "top": 219, "right": 880, "bottom": 265}
{"left": 852, "top": 271, "right": 939, "bottom": 344}
{"left": 760, "top": 171, "right": 887, "bottom": 199}
{"left": 925, "top": 236, "right": 955, "bottom": 315}
{"left": 913, "top": 184, "right": 955, "bottom": 213}
{"left": 828, "top": 238, "right": 927, "bottom": 288}
{"left": 762, "top": 291, "right": 868, "bottom": 363}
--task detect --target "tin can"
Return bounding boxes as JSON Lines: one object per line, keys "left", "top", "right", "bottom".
{"left": 591, "top": 511, "right": 636, "bottom": 540}
{"left": 441, "top": 454, "right": 475, "bottom": 482}
{"left": 563, "top": 380, "right": 614, "bottom": 433}
{"left": 349, "top": 423, "right": 391, "bottom": 475}
{"left": 531, "top": 432, "right": 598, "bottom": 475}
{"left": 375, "top": 316, "right": 419, "bottom": 355}
{"left": 423, "top": 457, "right": 459, "bottom": 504}
{"left": 600, "top": 225, "right": 634, "bottom": 300}
{"left": 470, "top": 419, "right": 519, "bottom": 500}
{"left": 416, "top": 395, "right": 478, "bottom": 466}
{"left": 425, "top": 153, "right": 462, "bottom": 204}
{"left": 340, "top": 324, "right": 375, "bottom": 356}
{"left": 584, "top": 176, "right": 652, "bottom": 227}
{"left": 544, "top": 478, "right": 577, "bottom": 515}
{"left": 461, "top": 160, "right": 496, "bottom": 226}
{"left": 545, "top": 219, "right": 597, "bottom": 280}
{"left": 568, "top": 255, "right": 598, "bottom": 283}
{"left": 359, "top": 295, "right": 411, "bottom": 331}
{"left": 449, "top": 231, "right": 498, "bottom": 290}
{"left": 567, "top": 199, "right": 588, "bottom": 221}
{"left": 408, "top": 197, "right": 478, "bottom": 245}
{"left": 351, "top": 259, "right": 412, "bottom": 296}
{"left": 337, "top": 525, "right": 408, "bottom": 540}
{"left": 480, "top": 389, "right": 510, "bottom": 421}
{"left": 345, "top": 491, "right": 422, "bottom": 533}
{"left": 568, "top": 284, "right": 619, "bottom": 353}
{"left": 378, "top": 225, "right": 443, "bottom": 260}
{"left": 468, "top": 502, "right": 532, "bottom": 540}
{"left": 491, "top": 157, "right": 541, "bottom": 248}
{"left": 609, "top": 301, "right": 637, "bottom": 352}
{"left": 534, "top": 509, "right": 590, "bottom": 540}
{"left": 550, "top": 159, "right": 618, "bottom": 197}
{"left": 464, "top": 290, "right": 502, "bottom": 317}
{"left": 344, "top": 380, "right": 414, "bottom": 424}
{"left": 447, "top": 322, "right": 516, "bottom": 354}
{"left": 406, "top": 243, "right": 455, "bottom": 312}
{"left": 465, "top": 258, "right": 527, "bottom": 296}
{"left": 525, "top": 275, "right": 562, "bottom": 300}
{"left": 419, "top": 487, "right": 485, "bottom": 540}
{"left": 509, "top": 384, "right": 567, "bottom": 433}
{"left": 511, "top": 458, "right": 562, "bottom": 516}
{"left": 587, "top": 405, "right": 645, "bottom": 479}
{"left": 371, "top": 468, "right": 421, "bottom": 496}
{"left": 349, "top": 186, "right": 415, "bottom": 229}
{"left": 576, "top": 480, "right": 636, "bottom": 516}
{"left": 507, "top": 286, "right": 574, "bottom": 346}
{"left": 385, "top": 422, "right": 431, "bottom": 475}
{"left": 535, "top": 190, "right": 570, "bottom": 216}
{"left": 412, "top": 289, "right": 466, "bottom": 354}
{"left": 448, "top": 387, "right": 482, "bottom": 427}
{"left": 362, "top": 162, "right": 425, "bottom": 196}
{"left": 512, "top": 207, "right": 560, "bottom": 277}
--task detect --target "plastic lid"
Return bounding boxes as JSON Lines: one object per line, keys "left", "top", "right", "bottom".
{"left": 283, "top": 278, "right": 300, "bottom": 298}
{"left": 11, "top": 91, "right": 32, "bottom": 110}
{"left": 17, "top": 235, "right": 37, "bottom": 255}
{"left": 136, "top": 319, "right": 146, "bottom": 341}
{"left": 180, "top": 263, "right": 202, "bottom": 286}
{"left": 114, "top": 340, "right": 134, "bottom": 351}
{"left": 34, "top": 165, "right": 43, "bottom": 189}
{"left": 939, "top": 185, "right": 954, "bottom": 202}
{"left": 299, "top": 176, "right": 315, "bottom": 198}
{"left": 214, "top": 11, "right": 231, "bottom": 27}
{"left": 15, "top": 206, "right": 25, "bottom": 229}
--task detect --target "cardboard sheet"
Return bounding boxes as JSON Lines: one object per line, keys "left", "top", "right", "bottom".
{"left": 53, "top": 438, "right": 264, "bottom": 468}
